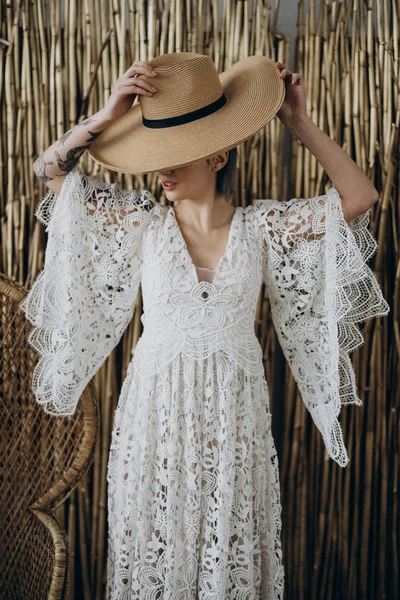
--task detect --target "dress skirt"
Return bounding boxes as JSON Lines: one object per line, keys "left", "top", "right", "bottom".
{"left": 106, "top": 350, "right": 285, "bottom": 599}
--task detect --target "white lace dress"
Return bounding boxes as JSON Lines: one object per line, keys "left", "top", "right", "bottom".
{"left": 20, "top": 166, "right": 390, "bottom": 599}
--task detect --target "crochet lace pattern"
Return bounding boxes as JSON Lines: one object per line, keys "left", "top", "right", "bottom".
{"left": 20, "top": 166, "right": 155, "bottom": 416}
{"left": 253, "top": 190, "right": 390, "bottom": 467}
{"left": 20, "top": 166, "right": 390, "bottom": 598}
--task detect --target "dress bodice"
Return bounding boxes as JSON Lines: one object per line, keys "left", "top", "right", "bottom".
{"left": 135, "top": 203, "right": 265, "bottom": 375}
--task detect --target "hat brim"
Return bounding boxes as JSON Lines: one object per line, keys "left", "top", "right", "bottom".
{"left": 88, "top": 56, "right": 285, "bottom": 175}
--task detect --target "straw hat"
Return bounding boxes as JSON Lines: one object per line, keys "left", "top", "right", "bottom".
{"left": 88, "top": 52, "right": 286, "bottom": 175}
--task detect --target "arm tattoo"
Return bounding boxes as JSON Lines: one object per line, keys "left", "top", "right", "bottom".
{"left": 57, "top": 130, "right": 74, "bottom": 146}
{"left": 57, "top": 119, "right": 106, "bottom": 147}
{"left": 54, "top": 146, "right": 88, "bottom": 173}
{"left": 85, "top": 129, "right": 104, "bottom": 143}
{"left": 35, "top": 121, "right": 107, "bottom": 181}
{"left": 34, "top": 146, "right": 86, "bottom": 181}
{"left": 79, "top": 117, "right": 97, "bottom": 127}
{"left": 33, "top": 155, "right": 56, "bottom": 183}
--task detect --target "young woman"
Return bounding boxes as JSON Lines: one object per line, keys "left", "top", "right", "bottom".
{"left": 21, "top": 53, "right": 390, "bottom": 599}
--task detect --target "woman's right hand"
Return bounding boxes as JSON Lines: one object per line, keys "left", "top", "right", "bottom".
{"left": 103, "top": 60, "right": 158, "bottom": 122}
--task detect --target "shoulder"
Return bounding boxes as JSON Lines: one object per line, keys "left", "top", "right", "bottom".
{"left": 137, "top": 199, "right": 171, "bottom": 235}
{"left": 65, "top": 165, "right": 158, "bottom": 212}
{"left": 243, "top": 199, "right": 298, "bottom": 243}
{"left": 240, "top": 199, "right": 286, "bottom": 222}
{"left": 114, "top": 186, "right": 157, "bottom": 213}
{"left": 252, "top": 198, "right": 293, "bottom": 215}
{"left": 251, "top": 197, "right": 309, "bottom": 229}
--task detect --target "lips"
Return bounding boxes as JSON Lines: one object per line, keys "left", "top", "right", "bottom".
{"left": 162, "top": 181, "right": 177, "bottom": 185}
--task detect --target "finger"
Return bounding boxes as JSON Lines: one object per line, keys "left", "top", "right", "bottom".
{"left": 127, "top": 80, "right": 156, "bottom": 95}
{"left": 129, "top": 63, "right": 157, "bottom": 78}
{"left": 276, "top": 61, "right": 289, "bottom": 72}
{"left": 120, "top": 79, "right": 156, "bottom": 96}
{"left": 291, "top": 73, "right": 303, "bottom": 84}
{"left": 140, "top": 60, "right": 157, "bottom": 75}
{"left": 131, "top": 60, "right": 155, "bottom": 71}
{"left": 126, "top": 76, "right": 157, "bottom": 93}
{"left": 124, "top": 62, "right": 157, "bottom": 79}
{"left": 279, "top": 68, "right": 293, "bottom": 79}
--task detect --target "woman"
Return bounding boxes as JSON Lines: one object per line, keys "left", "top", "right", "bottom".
{"left": 20, "top": 53, "right": 390, "bottom": 599}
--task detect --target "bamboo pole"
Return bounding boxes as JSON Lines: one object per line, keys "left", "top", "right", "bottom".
{"left": 1, "top": 1, "right": 397, "bottom": 599}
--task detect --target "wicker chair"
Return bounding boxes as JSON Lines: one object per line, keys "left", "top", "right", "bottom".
{"left": 0, "top": 272, "right": 99, "bottom": 599}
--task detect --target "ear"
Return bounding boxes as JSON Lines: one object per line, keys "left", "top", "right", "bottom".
{"left": 212, "top": 152, "right": 228, "bottom": 170}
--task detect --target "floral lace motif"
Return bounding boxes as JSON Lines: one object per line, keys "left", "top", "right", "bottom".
{"left": 254, "top": 187, "right": 390, "bottom": 467}
{"left": 134, "top": 203, "right": 265, "bottom": 377}
{"left": 19, "top": 165, "right": 155, "bottom": 415}
{"left": 170, "top": 283, "right": 239, "bottom": 329}
{"left": 106, "top": 359, "right": 284, "bottom": 599}
{"left": 107, "top": 200, "right": 286, "bottom": 599}
{"left": 20, "top": 168, "right": 390, "bottom": 598}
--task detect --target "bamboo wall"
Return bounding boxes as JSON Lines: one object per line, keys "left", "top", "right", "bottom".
{"left": 0, "top": 1, "right": 398, "bottom": 598}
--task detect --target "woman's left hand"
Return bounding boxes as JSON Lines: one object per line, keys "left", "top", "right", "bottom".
{"left": 275, "top": 61, "right": 308, "bottom": 128}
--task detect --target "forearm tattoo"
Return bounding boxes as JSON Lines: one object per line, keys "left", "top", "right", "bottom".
{"left": 33, "top": 117, "right": 107, "bottom": 183}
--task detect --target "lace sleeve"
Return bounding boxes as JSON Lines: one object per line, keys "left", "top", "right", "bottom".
{"left": 254, "top": 186, "right": 390, "bottom": 467}
{"left": 19, "top": 165, "right": 156, "bottom": 417}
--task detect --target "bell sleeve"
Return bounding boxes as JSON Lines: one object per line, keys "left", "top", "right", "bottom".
{"left": 19, "top": 165, "right": 156, "bottom": 417}
{"left": 254, "top": 187, "right": 390, "bottom": 467}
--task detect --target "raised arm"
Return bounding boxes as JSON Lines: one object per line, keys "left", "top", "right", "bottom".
{"left": 32, "top": 109, "right": 114, "bottom": 195}
{"left": 286, "top": 116, "right": 379, "bottom": 221}
{"left": 274, "top": 61, "right": 379, "bottom": 221}
{"left": 33, "top": 59, "right": 158, "bottom": 195}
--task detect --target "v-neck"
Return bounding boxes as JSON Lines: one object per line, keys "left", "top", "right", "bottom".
{"left": 169, "top": 204, "right": 240, "bottom": 286}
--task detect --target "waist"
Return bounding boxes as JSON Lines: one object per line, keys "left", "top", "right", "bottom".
{"left": 141, "top": 307, "right": 257, "bottom": 339}
{"left": 134, "top": 310, "right": 263, "bottom": 376}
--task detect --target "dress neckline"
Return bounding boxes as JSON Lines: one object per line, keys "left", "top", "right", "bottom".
{"left": 194, "top": 265, "right": 217, "bottom": 271}
{"left": 168, "top": 205, "right": 240, "bottom": 286}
